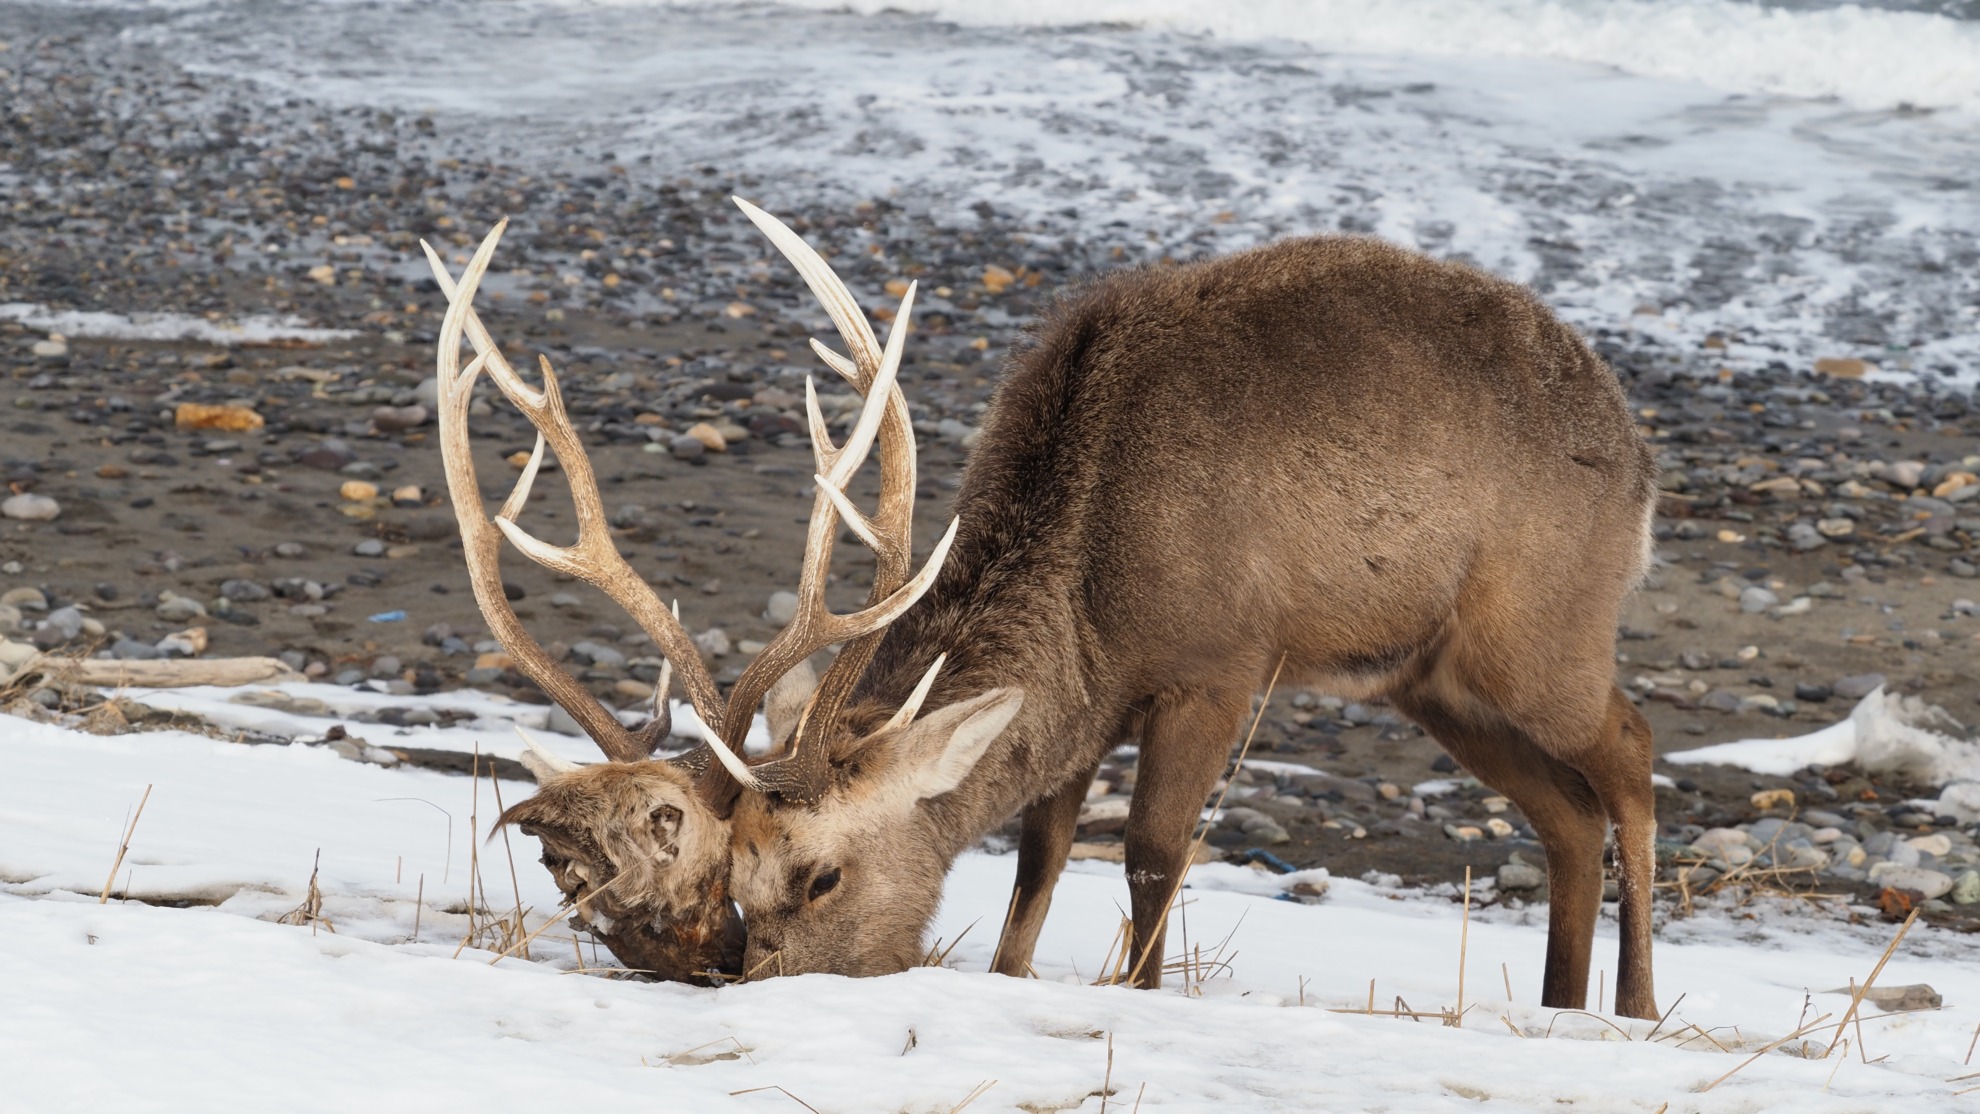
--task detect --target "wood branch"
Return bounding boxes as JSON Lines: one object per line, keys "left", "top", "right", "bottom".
{"left": 40, "top": 656, "right": 305, "bottom": 689}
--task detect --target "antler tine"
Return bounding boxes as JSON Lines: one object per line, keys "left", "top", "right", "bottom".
{"left": 717, "top": 200, "right": 954, "bottom": 802}
{"left": 428, "top": 225, "right": 725, "bottom": 759}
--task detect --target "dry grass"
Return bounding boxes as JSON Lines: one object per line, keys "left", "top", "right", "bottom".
{"left": 98, "top": 783, "right": 153, "bottom": 903}
{"left": 276, "top": 849, "right": 335, "bottom": 935}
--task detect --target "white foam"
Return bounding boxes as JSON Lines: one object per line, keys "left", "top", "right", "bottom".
{"left": 0, "top": 303, "right": 357, "bottom": 346}
{"left": 596, "top": 0, "right": 1980, "bottom": 115}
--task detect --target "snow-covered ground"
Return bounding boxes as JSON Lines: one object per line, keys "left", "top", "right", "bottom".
{"left": 8, "top": 702, "right": 1980, "bottom": 1111}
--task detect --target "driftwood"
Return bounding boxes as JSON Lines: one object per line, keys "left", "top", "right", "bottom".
{"left": 34, "top": 656, "right": 304, "bottom": 689}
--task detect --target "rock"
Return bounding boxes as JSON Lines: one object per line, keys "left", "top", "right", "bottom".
{"left": 274, "top": 542, "right": 309, "bottom": 559}
{"left": 765, "top": 590, "right": 799, "bottom": 627}
{"left": 669, "top": 434, "right": 707, "bottom": 462}
{"left": 0, "top": 639, "right": 38, "bottom": 668}
{"left": 1, "top": 493, "right": 61, "bottom": 521}
{"left": 1794, "top": 682, "right": 1833, "bottom": 703}
{"left": 155, "top": 595, "right": 207, "bottom": 622}
{"left": 1815, "top": 518, "right": 1855, "bottom": 538}
{"left": 1698, "top": 690, "right": 1743, "bottom": 714}
{"left": 111, "top": 638, "right": 161, "bottom": 660}
{"left": 1497, "top": 862, "right": 1545, "bottom": 891}
{"left": 1833, "top": 673, "right": 1885, "bottom": 700}
{"left": 1, "top": 587, "right": 48, "bottom": 611}
{"left": 693, "top": 627, "right": 731, "bottom": 657}
{"left": 220, "top": 579, "right": 271, "bottom": 602}
{"left": 684, "top": 422, "right": 728, "bottom": 452}
{"left": 41, "top": 606, "right": 84, "bottom": 641}
{"left": 1887, "top": 461, "right": 1927, "bottom": 489}
{"left": 1907, "top": 833, "right": 1953, "bottom": 857}
{"left": 545, "top": 704, "right": 583, "bottom": 737}
{"left": 549, "top": 592, "right": 582, "bottom": 609}
{"left": 1814, "top": 357, "right": 1870, "bottom": 378}
{"left": 1738, "top": 586, "right": 1778, "bottom": 613}
{"left": 1867, "top": 865, "right": 1953, "bottom": 899}
{"left": 1951, "top": 870, "right": 1980, "bottom": 905}
{"left": 174, "top": 402, "right": 264, "bottom": 432}
{"left": 352, "top": 539, "right": 386, "bottom": 557}
{"left": 370, "top": 655, "right": 402, "bottom": 679}
{"left": 1751, "top": 788, "right": 1795, "bottom": 811}
{"left": 371, "top": 404, "right": 430, "bottom": 432}
{"left": 340, "top": 480, "right": 379, "bottom": 502}
{"left": 31, "top": 337, "right": 68, "bottom": 359}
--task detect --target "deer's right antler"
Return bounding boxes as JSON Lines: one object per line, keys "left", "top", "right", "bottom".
{"left": 428, "top": 223, "right": 726, "bottom": 765}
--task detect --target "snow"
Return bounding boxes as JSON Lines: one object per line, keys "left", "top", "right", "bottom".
{"left": 8, "top": 705, "right": 1980, "bottom": 1109}
{"left": 0, "top": 303, "right": 357, "bottom": 347}
{"left": 1667, "top": 686, "right": 1980, "bottom": 784}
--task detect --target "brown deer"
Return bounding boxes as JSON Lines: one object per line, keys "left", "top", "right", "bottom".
{"left": 429, "top": 200, "right": 1661, "bottom": 1018}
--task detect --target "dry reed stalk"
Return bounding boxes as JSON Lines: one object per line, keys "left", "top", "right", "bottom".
{"left": 1644, "top": 993, "right": 1686, "bottom": 1043}
{"left": 489, "top": 772, "right": 529, "bottom": 961}
{"left": 1542, "top": 1010, "right": 1636, "bottom": 1041}
{"left": 922, "top": 918, "right": 980, "bottom": 968}
{"left": 1099, "top": 1032, "right": 1115, "bottom": 1114}
{"left": 1455, "top": 864, "right": 1471, "bottom": 1026}
{"left": 1598, "top": 969, "right": 1605, "bottom": 1014}
{"left": 1824, "top": 1040, "right": 1848, "bottom": 1091}
{"left": 1130, "top": 1082, "right": 1147, "bottom": 1113}
{"left": 948, "top": 1080, "right": 998, "bottom": 1113}
{"left": 1696, "top": 1014, "right": 1832, "bottom": 1093}
{"left": 1122, "top": 656, "right": 1285, "bottom": 988}
{"left": 1821, "top": 908, "right": 1918, "bottom": 1059}
{"left": 728, "top": 1086, "right": 821, "bottom": 1113}
{"left": 1502, "top": 962, "right": 1512, "bottom": 1004}
{"left": 98, "top": 784, "right": 153, "bottom": 904}
{"left": 1966, "top": 1019, "right": 1980, "bottom": 1066}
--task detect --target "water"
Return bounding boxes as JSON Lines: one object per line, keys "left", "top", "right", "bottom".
{"left": 31, "top": 0, "right": 1980, "bottom": 386}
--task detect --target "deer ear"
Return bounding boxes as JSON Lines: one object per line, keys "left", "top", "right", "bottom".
{"left": 892, "top": 687, "right": 1024, "bottom": 802}
{"left": 765, "top": 659, "right": 819, "bottom": 747}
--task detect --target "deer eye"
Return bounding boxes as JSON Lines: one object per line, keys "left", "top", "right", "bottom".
{"left": 807, "top": 867, "right": 841, "bottom": 901}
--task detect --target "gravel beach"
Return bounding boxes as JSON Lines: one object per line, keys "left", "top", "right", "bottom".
{"left": 4, "top": 2, "right": 1979, "bottom": 932}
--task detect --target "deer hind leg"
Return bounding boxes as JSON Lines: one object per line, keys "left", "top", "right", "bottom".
{"left": 1573, "top": 686, "right": 1658, "bottom": 1020}
{"left": 991, "top": 759, "right": 1102, "bottom": 978}
{"left": 1122, "top": 688, "right": 1247, "bottom": 989}
{"left": 1391, "top": 693, "right": 1609, "bottom": 1014}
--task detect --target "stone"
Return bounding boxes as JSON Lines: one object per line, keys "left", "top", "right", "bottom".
{"left": 1, "top": 587, "right": 48, "bottom": 611}
{"left": 111, "top": 638, "right": 161, "bottom": 661}
{"left": 694, "top": 627, "right": 732, "bottom": 657}
{"left": 220, "top": 579, "right": 271, "bottom": 602}
{"left": 684, "top": 422, "right": 728, "bottom": 452}
{"left": 1738, "top": 585, "right": 1778, "bottom": 613}
{"left": 1833, "top": 673, "right": 1885, "bottom": 700}
{"left": 669, "top": 435, "right": 706, "bottom": 462}
{"left": 1867, "top": 864, "right": 1952, "bottom": 899}
{"left": 1, "top": 493, "right": 61, "bottom": 521}
{"left": 1751, "top": 788, "right": 1795, "bottom": 811}
{"left": 155, "top": 595, "right": 206, "bottom": 622}
{"left": 274, "top": 542, "right": 309, "bottom": 559}
{"left": 0, "top": 639, "right": 38, "bottom": 668}
{"left": 1497, "top": 862, "right": 1545, "bottom": 891}
{"left": 340, "top": 480, "right": 379, "bottom": 502}
{"left": 545, "top": 704, "right": 583, "bottom": 737}
{"left": 371, "top": 404, "right": 430, "bottom": 432}
{"left": 352, "top": 539, "right": 386, "bottom": 557}
{"left": 765, "top": 590, "right": 800, "bottom": 627}
{"left": 41, "top": 606, "right": 83, "bottom": 641}
{"left": 1794, "top": 682, "right": 1833, "bottom": 703}
{"left": 1907, "top": 833, "right": 1953, "bottom": 857}
{"left": 174, "top": 402, "right": 263, "bottom": 432}
{"left": 1951, "top": 870, "right": 1980, "bottom": 905}
{"left": 1887, "top": 461, "right": 1927, "bottom": 489}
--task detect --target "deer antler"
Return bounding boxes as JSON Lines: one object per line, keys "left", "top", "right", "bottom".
{"left": 710, "top": 198, "right": 958, "bottom": 802}
{"left": 428, "top": 207, "right": 951, "bottom": 802}
{"left": 427, "top": 223, "right": 726, "bottom": 763}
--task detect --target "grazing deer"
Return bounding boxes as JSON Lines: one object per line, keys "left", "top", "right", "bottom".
{"left": 430, "top": 200, "right": 1661, "bottom": 1018}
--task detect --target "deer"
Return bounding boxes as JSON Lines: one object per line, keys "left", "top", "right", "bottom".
{"left": 428, "top": 198, "right": 1662, "bottom": 1019}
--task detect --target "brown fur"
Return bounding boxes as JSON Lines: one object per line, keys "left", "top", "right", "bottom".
{"left": 727, "top": 235, "right": 1661, "bottom": 1017}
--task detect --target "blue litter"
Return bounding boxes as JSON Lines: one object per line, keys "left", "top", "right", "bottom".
{"left": 1238, "top": 848, "right": 1298, "bottom": 874}
{"left": 367, "top": 610, "right": 407, "bottom": 623}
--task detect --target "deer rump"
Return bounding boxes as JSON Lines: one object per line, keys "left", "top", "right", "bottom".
{"left": 440, "top": 212, "right": 1659, "bottom": 1019}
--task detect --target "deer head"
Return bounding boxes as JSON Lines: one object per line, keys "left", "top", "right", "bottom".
{"left": 426, "top": 199, "right": 975, "bottom": 981}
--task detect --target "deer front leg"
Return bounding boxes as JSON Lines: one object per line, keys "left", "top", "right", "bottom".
{"left": 991, "top": 760, "right": 1102, "bottom": 977}
{"left": 1122, "top": 689, "right": 1246, "bottom": 989}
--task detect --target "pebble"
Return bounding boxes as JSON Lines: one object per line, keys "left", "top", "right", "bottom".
{"left": 0, "top": 494, "right": 61, "bottom": 521}
{"left": 1833, "top": 673, "right": 1886, "bottom": 700}
{"left": 765, "top": 590, "right": 799, "bottom": 627}
{"left": 1497, "top": 862, "right": 1545, "bottom": 891}
{"left": 1953, "top": 871, "right": 1980, "bottom": 905}
{"left": 155, "top": 595, "right": 206, "bottom": 621}
{"left": 1867, "top": 865, "right": 1954, "bottom": 899}
{"left": 371, "top": 404, "right": 429, "bottom": 432}
{"left": 669, "top": 434, "right": 708, "bottom": 462}
{"left": 684, "top": 422, "right": 728, "bottom": 452}
{"left": 694, "top": 627, "right": 731, "bottom": 657}
{"left": 1, "top": 588, "right": 48, "bottom": 612}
